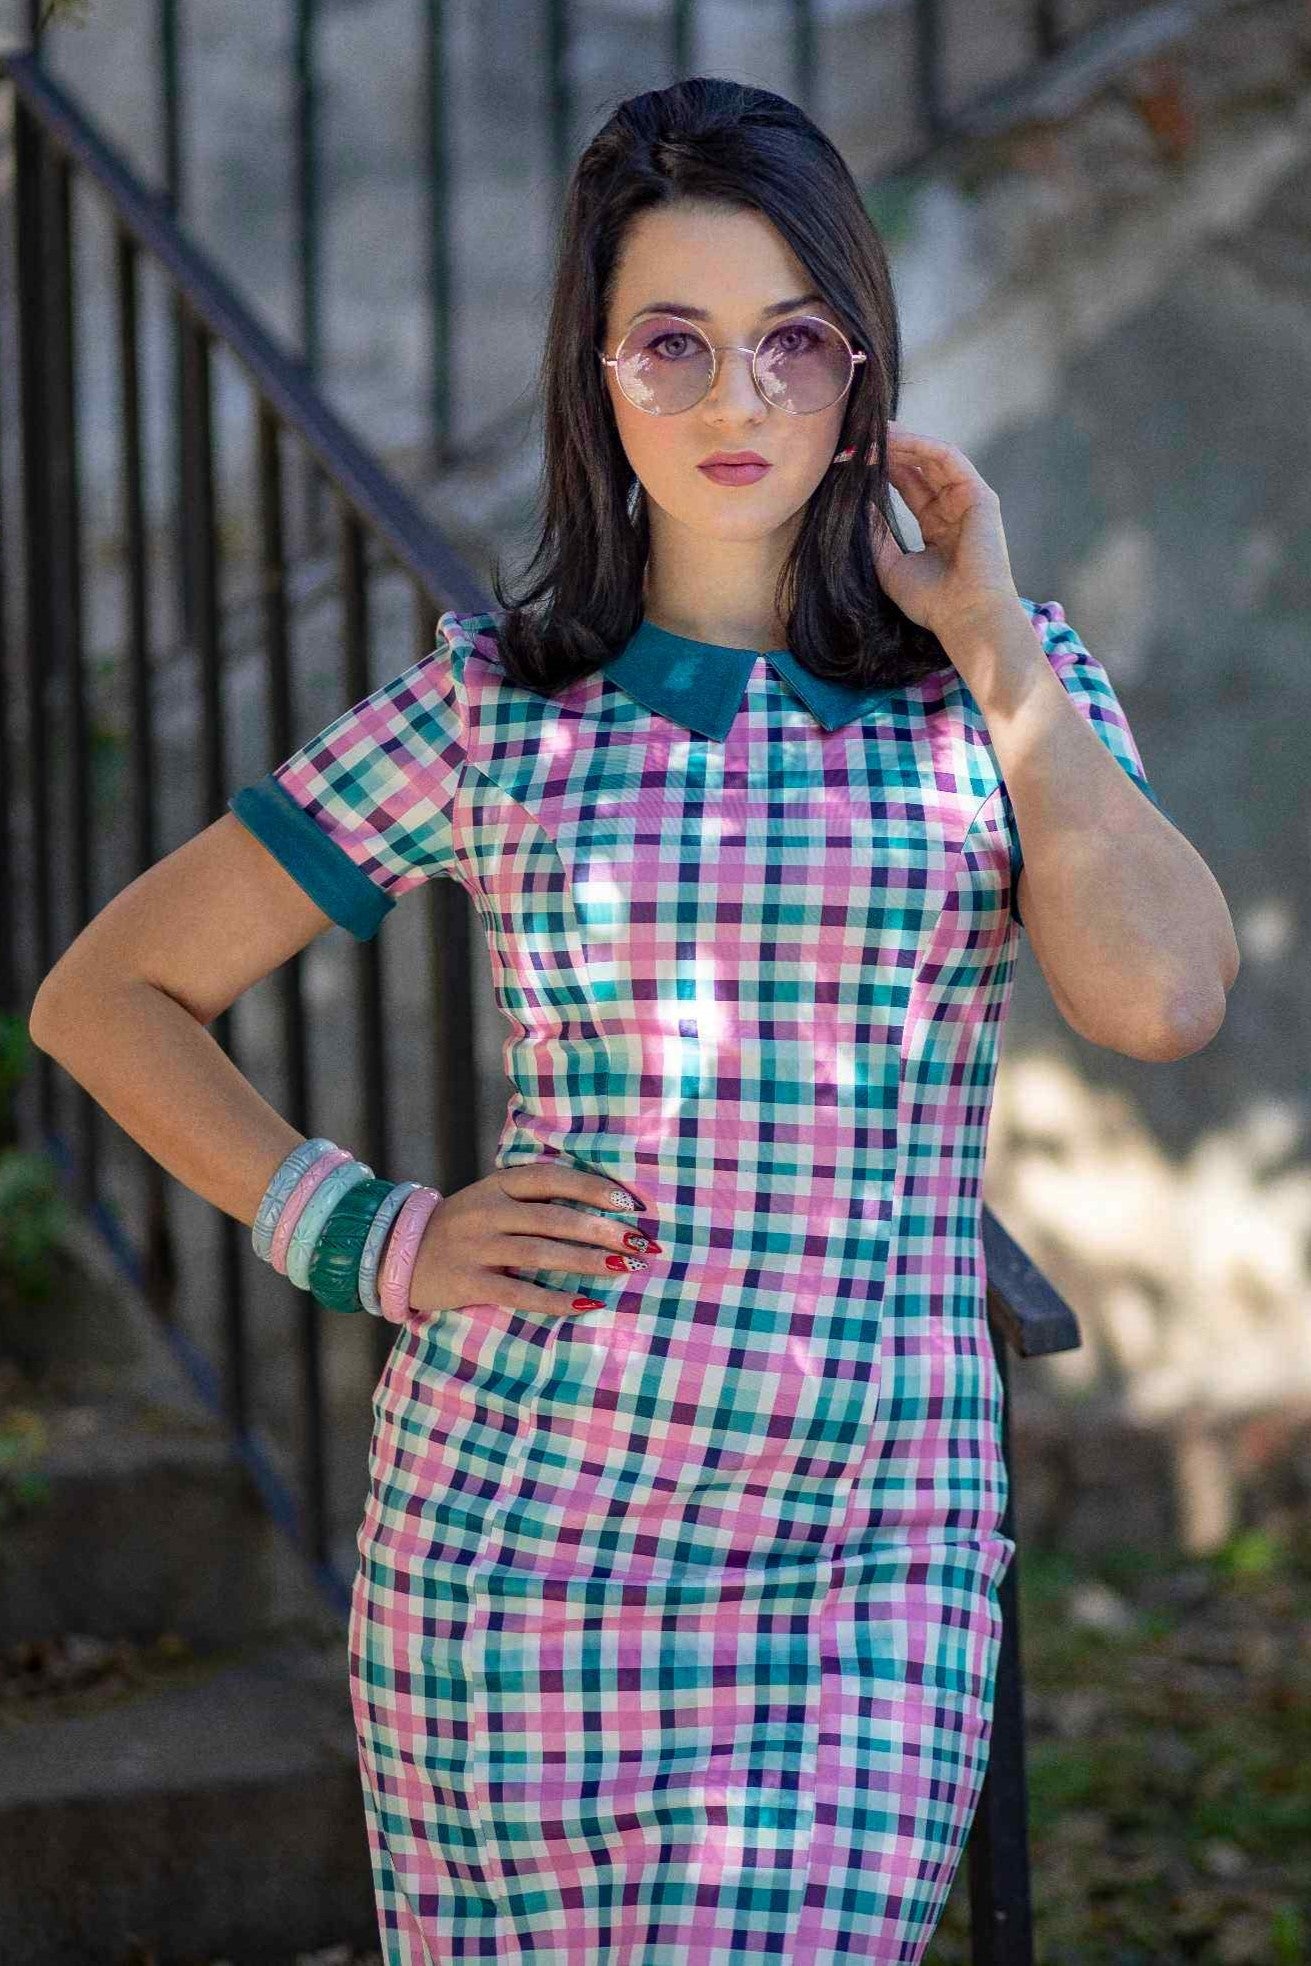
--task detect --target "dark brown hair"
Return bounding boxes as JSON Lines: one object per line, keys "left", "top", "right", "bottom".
{"left": 489, "top": 74, "right": 951, "bottom": 697}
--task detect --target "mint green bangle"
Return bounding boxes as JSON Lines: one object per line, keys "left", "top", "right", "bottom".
{"left": 307, "top": 1177, "right": 397, "bottom": 1313}
{"left": 286, "top": 1159, "right": 373, "bottom": 1290}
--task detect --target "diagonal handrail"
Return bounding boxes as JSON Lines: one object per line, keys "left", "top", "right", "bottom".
{"left": 0, "top": 50, "right": 486, "bottom": 616}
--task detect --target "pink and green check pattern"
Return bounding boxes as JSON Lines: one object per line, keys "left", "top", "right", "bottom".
{"left": 230, "top": 597, "right": 1161, "bottom": 1961}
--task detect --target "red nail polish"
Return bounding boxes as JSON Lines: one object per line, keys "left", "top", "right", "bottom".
{"left": 571, "top": 1295, "right": 606, "bottom": 1310}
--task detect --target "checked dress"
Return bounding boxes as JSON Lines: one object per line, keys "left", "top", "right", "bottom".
{"left": 229, "top": 595, "right": 1164, "bottom": 1962}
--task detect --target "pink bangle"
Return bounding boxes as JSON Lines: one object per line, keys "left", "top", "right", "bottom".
{"left": 377, "top": 1185, "right": 445, "bottom": 1324}
{"left": 268, "top": 1146, "right": 354, "bottom": 1275}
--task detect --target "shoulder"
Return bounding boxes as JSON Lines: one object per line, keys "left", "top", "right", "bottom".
{"left": 1015, "top": 595, "right": 1090, "bottom": 667}
{"left": 438, "top": 607, "right": 507, "bottom": 674}
{"left": 1016, "top": 605, "right": 1150, "bottom": 742}
{"left": 435, "top": 608, "right": 513, "bottom": 710}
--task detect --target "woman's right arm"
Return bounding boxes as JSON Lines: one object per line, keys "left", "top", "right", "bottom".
{"left": 26, "top": 812, "right": 659, "bottom": 1312}
{"left": 26, "top": 811, "right": 334, "bottom": 1231}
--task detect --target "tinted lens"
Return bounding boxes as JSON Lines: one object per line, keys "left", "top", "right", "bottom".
{"left": 756, "top": 319, "right": 854, "bottom": 412}
{"left": 613, "top": 316, "right": 714, "bottom": 414}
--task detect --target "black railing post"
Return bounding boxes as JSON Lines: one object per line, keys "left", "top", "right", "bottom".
{"left": 546, "top": 0, "right": 572, "bottom": 221}
{"left": 670, "top": 0, "right": 695, "bottom": 76}
{"left": 338, "top": 505, "right": 397, "bottom": 1381}
{"left": 256, "top": 411, "right": 329, "bottom": 1553}
{"left": 421, "top": 0, "right": 454, "bottom": 470}
{"left": 293, "top": 0, "right": 329, "bottom": 555}
{"left": 178, "top": 308, "right": 254, "bottom": 1454}
{"left": 791, "top": 0, "right": 817, "bottom": 113}
{"left": 0, "top": 232, "right": 13, "bottom": 1076}
{"left": 255, "top": 403, "right": 313, "bottom": 1157}
{"left": 157, "top": 0, "right": 182, "bottom": 204}
{"left": 1034, "top": 0, "right": 1062, "bottom": 62}
{"left": 968, "top": 1325, "right": 1036, "bottom": 1964}
{"left": 14, "top": 94, "right": 57, "bottom": 1137}
{"left": 293, "top": 0, "right": 322, "bottom": 390}
{"left": 157, "top": 0, "right": 197, "bottom": 659}
{"left": 914, "top": 0, "right": 949, "bottom": 144}
{"left": 46, "top": 143, "right": 96, "bottom": 1217}
{"left": 968, "top": 1214, "right": 1083, "bottom": 1961}
{"left": 116, "top": 216, "right": 180, "bottom": 1324}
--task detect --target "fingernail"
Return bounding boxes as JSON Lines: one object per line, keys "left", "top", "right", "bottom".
{"left": 571, "top": 1295, "right": 606, "bottom": 1310}
{"left": 608, "top": 1188, "right": 639, "bottom": 1210}
{"left": 621, "top": 1231, "right": 662, "bottom": 1254}
{"left": 605, "top": 1254, "right": 647, "bottom": 1272}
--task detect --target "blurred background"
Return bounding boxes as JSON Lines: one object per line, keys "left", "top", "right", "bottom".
{"left": 0, "top": 2, "right": 1305, "bottom": 1960}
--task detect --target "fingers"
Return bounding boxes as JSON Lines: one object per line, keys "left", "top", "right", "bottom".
{"left": 486, "top": 1233, "right": 652, "bottom": 1278}
{"left": 498, "top": 1160, "right": 649, "bottom": 1215}
{"left": 491, "top": 1183, "right": 661, "bottom": 1257}
{"left": 887, "top": 422, "right": 988, "bottom": 493}
{"left": 476, "top": 1163, "right": 663, "bottom": 1319}
{"left": 884, "top": 464, "right": 936, "bottom": 521}
{"left": 483, "top": 1273, "right": 617, "bottom": 1320}
{"left": 411, "top": 1162, "right": 662, "bottom": 1325}
{"left": 503, "top": 1199, "right": 661, "bottom": 1254}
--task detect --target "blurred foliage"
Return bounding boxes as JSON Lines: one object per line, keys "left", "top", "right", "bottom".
{"left": 0, "top": 1012, "right": 70, "bottom": 1309}
{"left": 0, "top": 1011, "right": 69, "bottom": 1528}
{"left": 930, "top": 1529, "right": 1311, "bottom": 1963}
{"left": 863, "top": 172, "right": 924, "bottom": 247}
{"left": 0, "top": 1401, "right": 50, "bottom": 1528}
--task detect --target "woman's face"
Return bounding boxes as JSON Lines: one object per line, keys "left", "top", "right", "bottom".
{"left": 600, "top": 201, "right": 857, "bottom": 548}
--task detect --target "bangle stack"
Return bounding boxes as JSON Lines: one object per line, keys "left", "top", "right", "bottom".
{"left": 251, "top": 1137, "right": 445, "bottom": 1322}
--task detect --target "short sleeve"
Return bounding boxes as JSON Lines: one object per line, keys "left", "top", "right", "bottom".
{"left": 227, "top": 623, "right": 469, "bottom": 941}
{"left": 1007, "top": 599, "right": 1172, "bottom": 930}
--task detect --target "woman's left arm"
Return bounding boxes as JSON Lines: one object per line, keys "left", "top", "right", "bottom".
{"left": 872, "top": 422, "right": 1240, "bottom": 1062}
{"left": 945, "top": 596, "right": 1239, "bottom": 1061}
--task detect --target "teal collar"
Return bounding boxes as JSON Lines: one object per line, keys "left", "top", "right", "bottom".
{"left": 602, "top": 617, "right": 901, "bottom": 740}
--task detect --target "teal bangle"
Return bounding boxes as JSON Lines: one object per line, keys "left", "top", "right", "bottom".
{"left": 308, "top": 1177, "right": 398, "bottom": 1313}
{"left": 286, "top": 1160, "right": 374, "bottom": 1289}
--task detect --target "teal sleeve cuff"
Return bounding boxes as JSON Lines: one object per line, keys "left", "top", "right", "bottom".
{"left": 1010, "top": 771, "right": 1172, "bottom": 931}
{"left": 227, "top": 774, "right": 394, "bottom": 942}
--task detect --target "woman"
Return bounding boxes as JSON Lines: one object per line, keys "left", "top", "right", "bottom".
{"left": 35, "top": 74, "right": 1238, "bottom": 1965}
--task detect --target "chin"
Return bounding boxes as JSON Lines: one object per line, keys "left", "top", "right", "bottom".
{"left": 684, "top": 486, "right": 806, "bottom": 529}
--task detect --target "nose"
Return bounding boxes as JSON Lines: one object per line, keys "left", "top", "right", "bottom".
{"left": 704, "top": 344, "right": 767, "bottom": 415}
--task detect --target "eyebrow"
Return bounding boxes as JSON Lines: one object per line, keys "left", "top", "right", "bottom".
{"left": 623, "top": 291, "right": 826, "bottom": 329}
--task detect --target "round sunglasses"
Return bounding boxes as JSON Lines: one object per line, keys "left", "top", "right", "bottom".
{"left": 598, "top": 312, "right": 867, "bottom": 417}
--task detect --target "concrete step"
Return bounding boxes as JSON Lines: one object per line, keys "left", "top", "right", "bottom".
{"left": 0, "top": 1395, "right": 283, "bottom": 1652}
{"left": 0, "top": 1629, "right": 377, "bottom": 1966}
{"left": 0, "top": 1217, "right": 334, "bottom": 1653}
